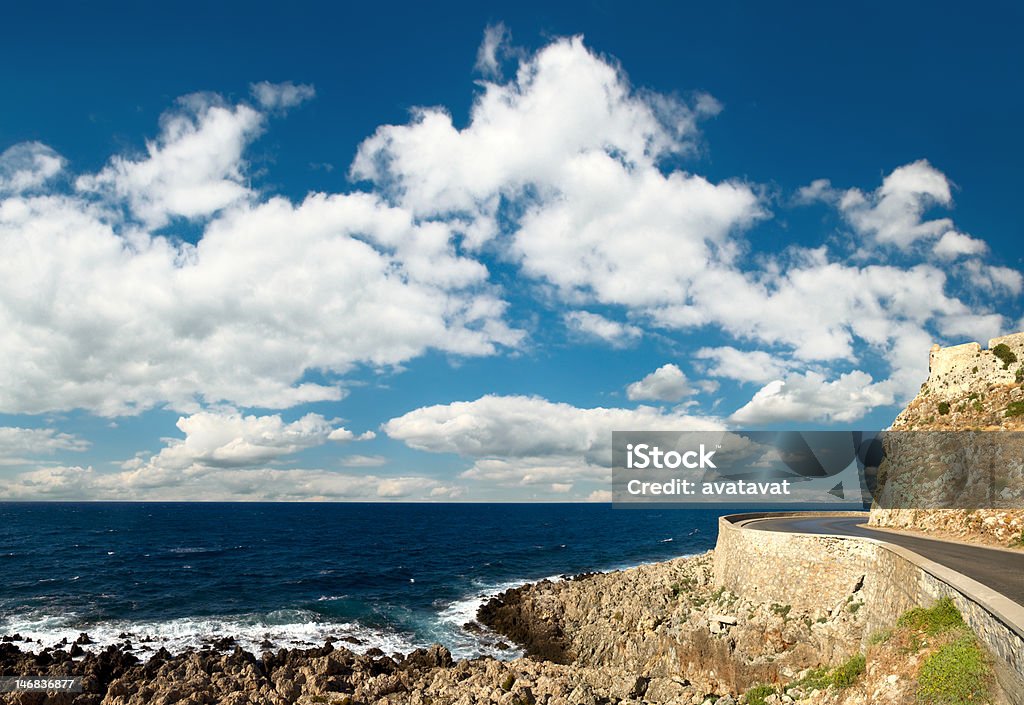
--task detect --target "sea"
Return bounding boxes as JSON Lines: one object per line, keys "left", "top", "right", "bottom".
{"left": 1, "top": 502, "right": 763, "bottom": 659}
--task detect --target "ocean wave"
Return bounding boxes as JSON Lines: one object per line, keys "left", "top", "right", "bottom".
{"left": 0, "top": 610, "right": 424, "bottom": 657}
{"left": 434, "top": 574, "right": 572, "bottom": 661}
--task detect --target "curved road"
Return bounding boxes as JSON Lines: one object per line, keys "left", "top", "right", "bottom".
{"left": 747, "top": 514, "right": 1024, "bottom": 606}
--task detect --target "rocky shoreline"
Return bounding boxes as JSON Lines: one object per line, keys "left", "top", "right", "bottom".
{"left": 0, "top": 550, "right": 1006, "bottom": 704}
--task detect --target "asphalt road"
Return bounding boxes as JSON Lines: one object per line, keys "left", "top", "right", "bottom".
{"left": 747, "top": 514, "right": 1024, "bottom": 606}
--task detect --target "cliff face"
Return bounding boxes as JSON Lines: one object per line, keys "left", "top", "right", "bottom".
{"left": 868, "top": 333, "right": 1024, "bottom": 547}
{"left": 478, "top": 554, "right": 865, "bottom": 696}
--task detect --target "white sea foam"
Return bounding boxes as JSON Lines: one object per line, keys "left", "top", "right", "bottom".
{"left": 1, "top": 555, "right": 706, "bottom": 662}
{"left": 0, "top": 611, "right": 424, "bottom": 657}
{"left": 434, "top": 573, "right": 569, "bottom": 661}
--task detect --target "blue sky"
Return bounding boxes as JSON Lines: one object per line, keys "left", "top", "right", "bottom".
{"left": 0, "top": 1, "right": 1021, "bottom": 501}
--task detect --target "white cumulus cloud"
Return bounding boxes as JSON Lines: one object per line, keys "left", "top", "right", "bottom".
{"left": 626, "top": 364, "right": 692, "bottom": 402}
{"left": 122, "top": 410, "right": 370, "bottom": 477}
{"left": 729, "top": 371, "right": 893, "bottom": 425}
{"left": 76, "top": 94, "right": 263, "bottom": 227}
{"left": 0, "top": 94, "right": 521, "bottom": 416}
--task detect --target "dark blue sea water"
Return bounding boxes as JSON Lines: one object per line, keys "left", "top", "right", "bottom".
{"left": 0, "top": 503, "right": 748, "bottom": 658}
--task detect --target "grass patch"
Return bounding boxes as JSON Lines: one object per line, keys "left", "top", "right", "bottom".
{"left": 917, "top": 633, "right": 990, "bottom": 704}
{"left": 887, "top": 599, "right": 995, "bottom": 704}
{"left": 896, "top": 597, "right": 964, "bottom": 634}
{"left": 868, "top": 628, "right": 893, "bottom": 645}
{"left": 770, "top": 603, "right": 791, "bottom": 618}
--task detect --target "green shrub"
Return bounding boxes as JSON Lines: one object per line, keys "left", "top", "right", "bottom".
{"left": 790, "top": 666, "right": 830, "bottom": 691}
{"left": 831, "top": 653, "right": 865, "bottom": 687}
{"left": 1016, "top": 367, "right": 1024, "bottom": 384}
{"left": 992, "top": 343, "right": 1017, "bottom": 369}
{"left": 770, "top": 603, "right": 791, "bottom": 618}
{"left": 972, "top": 400, "right": 984, "bottom": 413}
{"left": 787, "top": 653, "right": 865, "bottom": 692}
{"left": 896, "top": 597, "right": 964, "bottom": 634}
{"left": 1006, "top": 401, "right": 1024, "bottom": 418}
{"left": 916, "top": 633, "right": 990, "bottom": 704}
{"left": 937, "top": 401, "right": 950, "bottom": 415}
{"left": 744, "top": 684, "right": 777, "bottom": 705}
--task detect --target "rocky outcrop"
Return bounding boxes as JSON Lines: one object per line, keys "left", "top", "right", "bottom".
{"left": 478, "top": 553, "right": 867, "bottom": 697}
{"left": 869, "top": 333, "right": 1024, "bottom": 548}
{"left": 0, "top": 639, "right": 645, "bottom": 705}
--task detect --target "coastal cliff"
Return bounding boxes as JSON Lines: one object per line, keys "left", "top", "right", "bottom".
{"left": 868, "top": 332, "right": 1024, "bottom": 547}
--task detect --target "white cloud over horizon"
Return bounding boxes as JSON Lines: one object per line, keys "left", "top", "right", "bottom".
{"left": 384, "top": 394, "right": 723, "bottom": 492}
{"left": 0, "top": 464, "right": 451, "bottom": 502}
{"left": 121, "top": 410, "right": 371, "bottom": 475}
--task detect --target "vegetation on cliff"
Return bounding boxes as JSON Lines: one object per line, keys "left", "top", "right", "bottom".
{"left": 740, "top": 599, "right": 997, "bottom": 705}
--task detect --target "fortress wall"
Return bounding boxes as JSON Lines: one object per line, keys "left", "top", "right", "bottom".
{"left": 927, "top": 336, "right": 1022, "bottom": 396}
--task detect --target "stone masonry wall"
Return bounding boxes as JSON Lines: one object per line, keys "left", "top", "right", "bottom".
{"left": 713, "top": 514, "right": 1024, "bottom": 703}
{"left": 712, "top": 514, "right": 873, "bottom": 613}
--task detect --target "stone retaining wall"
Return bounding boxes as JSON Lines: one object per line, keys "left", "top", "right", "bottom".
{"left": 711, "top": 512, "right": 872, "bottom": 612}
{"left": 713, "top": 513, "right": 1024, "bottom": 704}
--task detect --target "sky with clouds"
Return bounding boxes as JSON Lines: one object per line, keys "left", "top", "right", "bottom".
{"left": 0, "top": 1, "right": 1021, "bottom": 501}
